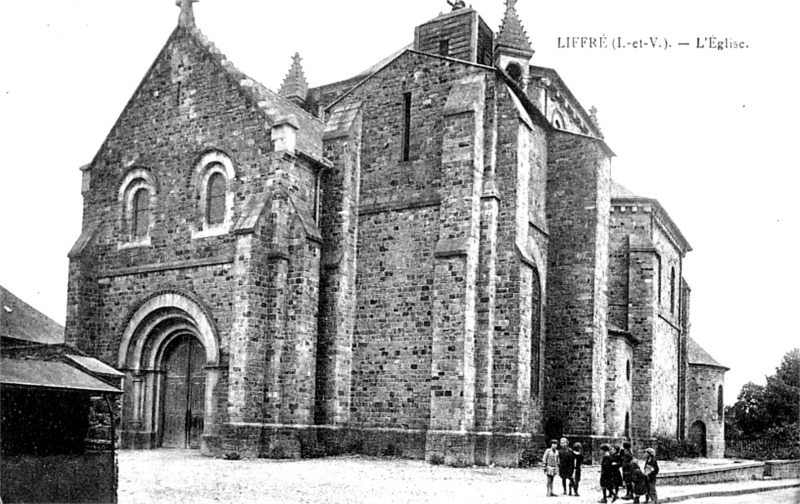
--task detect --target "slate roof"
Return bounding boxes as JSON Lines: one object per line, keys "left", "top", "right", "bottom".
{"left": 687, "top": 337, "right": 728, "bottom": 370}
{"left": 0, "top": 358, "right": 121, "bottom": 394}
{"left": 0, "top": 286, "right": 64, "bottom": 344}
{"left": 611, "top": 180, "right": 639, "bottom": 198}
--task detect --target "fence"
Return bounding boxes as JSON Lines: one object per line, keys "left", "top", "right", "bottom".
{"left": 725, "top": 438, "right": 800, "bottom": 460}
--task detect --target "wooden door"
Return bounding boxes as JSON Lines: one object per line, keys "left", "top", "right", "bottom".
{"left": 689, "top": 421, "right": 707, "bottom": 457}
{"left": 162, "top": 336, "right": 205, "bottom": 449}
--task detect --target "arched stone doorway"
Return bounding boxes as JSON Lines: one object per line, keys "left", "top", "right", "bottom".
{"left": 689, "top": 420, "right": 707, "bottom": 457}
{"left": 118, "top": 292, "right": 221, "bottom": 453}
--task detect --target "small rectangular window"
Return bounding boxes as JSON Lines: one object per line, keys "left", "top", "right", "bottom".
{"left": 439, "top": 39, "right": 450, "bottom": 57}
{"left": 656, "top": 255, "right": 662, "bottom": 303}
{"left": 402, "top": 92, "right": 412, "bottom": 162}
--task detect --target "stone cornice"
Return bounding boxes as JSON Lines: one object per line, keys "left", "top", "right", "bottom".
{"left": 611, "top": 197, "right": 692, "bottom": 254}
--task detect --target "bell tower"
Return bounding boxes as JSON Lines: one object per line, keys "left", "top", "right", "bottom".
{"left": 495, "top": 0, "right": 534, "bottom": 89}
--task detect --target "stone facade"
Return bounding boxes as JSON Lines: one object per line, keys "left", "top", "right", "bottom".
{"left": 65, "top": 1, "right": 725, "bottom": 465}
{"left": 686, "top": 338, "right": 728, "bottom": 458}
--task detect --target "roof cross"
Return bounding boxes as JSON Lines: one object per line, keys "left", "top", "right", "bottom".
{"left": 176, "top": 0, "right": 199, "bottom": 28}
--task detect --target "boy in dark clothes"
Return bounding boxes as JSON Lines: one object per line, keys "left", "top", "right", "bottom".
{"left": 629, "top": 460, "right": 649, "bottom": 503}
{"left": 610, "top": 445, "right": 623, "bottom": 499}
{"left": 558, "top": 437, "right": 575, "bottom": 495}
{"left": 644, "top": 447, "right": 659, "bottom": 503}
{"left": 599, "top": 443, "right": 618, "bottom": 503}
{"left": 572, "top": 442, "right": 584, "bottom": 497}
{"left": 621, "top": 441, "right": 634, "bottom": 500}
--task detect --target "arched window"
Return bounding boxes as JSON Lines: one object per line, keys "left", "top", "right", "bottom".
{"left": 626, "top": 359, "right": 631, "bottom": 382}
{"left": 717, "top": 385, "right": 724, "bottom": 418}
{"left": 206, "top": 171, "right": 226, "bottom": 226}
{"left": 132, "top": 188, "right": 150, "bottom": 238}
{"left": 506, "top": 62, "right": 523, "bottom": 84}
{"left": 670, "top": 266, "right": 676, "bottom": 315}
{"left": 118, "top": 168, "right": 157, "bottom": 246}
{"left": 190, "top": 150, "right": 236, "bottom": 238}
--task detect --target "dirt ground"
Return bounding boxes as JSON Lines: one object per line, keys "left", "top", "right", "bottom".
{"left": 118, "top": 449, "right": 724, "bottom": 504}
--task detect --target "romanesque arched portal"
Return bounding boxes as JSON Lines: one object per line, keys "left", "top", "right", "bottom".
{"left": 117, "top": 292, "right": 221, "bottom": 453}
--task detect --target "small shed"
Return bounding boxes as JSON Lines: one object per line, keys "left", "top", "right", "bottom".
{"left": 1, "top": 286, "right": 123, "bottom": 503}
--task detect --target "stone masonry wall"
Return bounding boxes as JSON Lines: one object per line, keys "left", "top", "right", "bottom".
{"left": 339, "top": 53, "right": 488, "bottom": 434}
{"left": 544, "top": 132, "right": 610, "bottom": 437}
{"left": 687, "top": 364, "right": 726, "bottom": 458}
{"left": 489, "top": 82, "right": 548, "bottom": 439}
{"left": 66, "top": 27, "right": 322, "bottom": 454}
{"left": 610, "top": 202, "right": 686, "bottom": 440}
{"left": 650, "top": 224, "right": 682, "bottom": 437}
{"left": 316, "top": 108, "right": 362, "bottom": 426}
{"left": 605, "top": 336, "right": 634, "bottom": 437}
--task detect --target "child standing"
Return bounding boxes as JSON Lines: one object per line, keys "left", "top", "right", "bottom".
{"left": 599, "top": 443, "right": 618, "bottom": 503}
{"left": 558, "top": 437, "right": 575, "bottom": 495}
{"left": 644, "top": 447, "right": 659, "bottom": 503}
{"left": 621, "top": 441, "right": 634, "bottom": 500}
{"left": 611, "top": 445, "right": 623, "bottom": 499}
{"left": 542, "top": 439, "right": 560, "bottom": 497}
{"left": 629, "top": 459, "right": 649, "bottom": 503}
{"left": 572, "top": 442, "right": 584, "bottom": 497}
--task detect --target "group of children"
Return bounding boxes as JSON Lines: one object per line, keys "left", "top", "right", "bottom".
{"left": 541, "top": 438, "right": 659, "bottom": 503}
{"left": 541, "top": 438, "right": 584, "bottom": 497}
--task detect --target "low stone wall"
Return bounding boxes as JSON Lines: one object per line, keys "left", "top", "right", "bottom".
{"left": 765, "top": 460, "right": 800, "bottom": 480}
{"left": 658, "top": 461, "right": 764, "bottom": 485}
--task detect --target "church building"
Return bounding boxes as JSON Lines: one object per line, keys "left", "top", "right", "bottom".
{"left": 65, "top": 0, "right": 726, "bottom": 464}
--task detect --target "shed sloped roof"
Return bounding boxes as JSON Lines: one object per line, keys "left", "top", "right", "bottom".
{"left": 0, "top": 286, "right": 64, "bottom": 344}
{"left": 0, "top": 359, "right": 121, "bottom": 393}
{"left": 66, "top": 355, "right": 124, "bottom": 378}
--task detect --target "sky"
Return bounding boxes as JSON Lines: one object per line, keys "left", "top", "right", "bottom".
{"left": 0, "top": 0, "right": 797, "bottom": 405}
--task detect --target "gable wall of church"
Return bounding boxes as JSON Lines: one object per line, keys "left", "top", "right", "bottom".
{"left": 66, "top": 30, "right": 321, "bottom": 429}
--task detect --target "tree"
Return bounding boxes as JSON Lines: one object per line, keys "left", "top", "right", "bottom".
{"left": 763, "top": 348, "right": 800, "bottom": 428}
{"left": 727, "top": 382, "right": 769, "bottom": 438}
{"left": 728, "top": 348, "right": 800, "bottom": 439}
